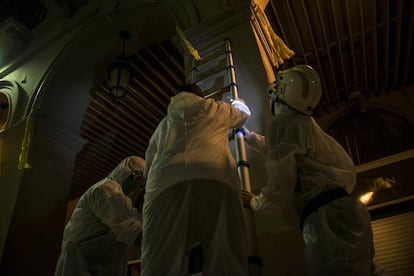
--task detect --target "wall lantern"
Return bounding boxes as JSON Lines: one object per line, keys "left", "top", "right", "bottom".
{"left": 107, "top": 30, "right": 133, "bottom": 100}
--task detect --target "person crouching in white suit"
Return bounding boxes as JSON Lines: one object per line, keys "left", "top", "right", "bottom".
{"left": 54, "top": 156, "right": 145, "bottom": 276}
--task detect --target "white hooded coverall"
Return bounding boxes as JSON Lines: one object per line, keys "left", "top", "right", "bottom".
{"left": 142, "top": 92, "right": 250, "bottom": 276}
{"left": 245, "top": 104, "right": 380, "bottom": 276}
{"left": 54, "top": 156, "right": 144, "bottom": 276}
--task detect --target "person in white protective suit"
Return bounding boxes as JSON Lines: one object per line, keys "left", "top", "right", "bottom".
{"left": 241, "top": 65, "right": 382, "bottom": 276}
{"left": 141, "top": 83, "right": 250, "bottom": 276}
{"left": 54, "top": 156, "right": 145, "bottom": 276}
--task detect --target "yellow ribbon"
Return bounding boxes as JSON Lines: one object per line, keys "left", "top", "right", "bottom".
{"left": 176, "top": 26, "right": 202, "bottom": 61}
{"left": 251, "top": 2, "right": 295, "bottom": 67}
{"left": 18, "top": 114, "right": 32, "bottom": 170}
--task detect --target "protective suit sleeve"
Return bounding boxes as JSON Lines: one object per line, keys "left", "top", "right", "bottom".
{"left": 144, "top": 138, "right": 155, "bottom": 178}
{"left": 244, "top": 131, "right": 266, "bottom": 155}
{"left": 144, "top": 119, "right": 164, "bottom": 178}
{"left": 253, "top": 143, "right": 299, "bottom": 210}
{"left": 92, "top": 181, "right": 142, "bottom": 245}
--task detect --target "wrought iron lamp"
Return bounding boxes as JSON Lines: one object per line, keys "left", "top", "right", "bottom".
{"left": 107, "top": 30, "right": 133, "bottom": 100}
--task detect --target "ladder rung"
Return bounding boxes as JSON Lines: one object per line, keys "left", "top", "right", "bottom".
{"left": 196, "top": 59, "right": 227, "bottom": 79}
{"left": 198, "top": 40, "right": 226, "bottom": 57}
{"left": 197, "top": 51, "right": 227, "bottom": 68}
{"left": 204, "top": 86, "right": 230, "bottom": 99}
{"left": 197, "top": 69, "right": 227, "bottom": 85}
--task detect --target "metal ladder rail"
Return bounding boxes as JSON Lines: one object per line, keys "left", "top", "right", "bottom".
{"left": 224, "top": 39, "right": 251, "bottom": 192}
{"left": 224, "top": 38, "right": 262, "bottom": 276}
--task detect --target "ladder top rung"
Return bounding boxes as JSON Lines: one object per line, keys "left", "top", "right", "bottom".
{"left": 200, "top": 40, "right": 226, "bottom": 55}
{"left": 196, "top": 69, "right": 227, "bottom": 84}
{"left": 196, "top": 56, "right": 227, "bottom": 73}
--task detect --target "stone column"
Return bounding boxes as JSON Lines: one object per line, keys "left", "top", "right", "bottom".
{"left": 0, "top": 116, "right": 86, "bottom": 275}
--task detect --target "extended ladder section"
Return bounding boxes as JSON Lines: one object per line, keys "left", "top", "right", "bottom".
{"left": 191, "top": 39, "right": 252, "bottom": 192}
{"left": 189, "top": 38, "right": 261, "bottom": 276}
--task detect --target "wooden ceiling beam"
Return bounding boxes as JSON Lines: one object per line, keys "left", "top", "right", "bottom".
{"left": 129, "top": 77, "right": 170, "bottom": 110}
{"left": 384, "top": 0, "right": 391, "bottom": 92}
{"left": 345, "top": 0, "right": 359, "bottom": 92}
{"left": 300, "top": 0, "right": 329, "bottom": 104}
{"left": 75, "top": 152, "right": 117, "bottom": 175}
{"left": 76, "top": 144, "right": 120, "bottom": 166}
{"left": 76, "top": 145, "right": 122, "bottom": 171}
{"left": 315, "top": 0, "right": 339, "bottom": 104}
{"left": 140, "top": 50, "right": 179, "bottom": 91}
{"left": 82, "top": 109, "right": 148, "bottom": 153}
{"left": 393, "top": 0, "right": 404, "bottom": 87}
{"left": 372, "top": 0, "right": 379, "bottom": 95}
{"left": 403, "top": 4, "right": 413, "bottom": 84}
{"left": 146, "top": 46, "right": 183, "bottom": 85}
{"left": 80, "top": 132, "right": 141, "bottom": 163}
{"left": 126, "top": 85, "right": 165, "bottom": 121}
{"left": 158, "top": 42, "right": 185, "bottom": 76}
{"left": 133, "top": 53, "right": 176, "bottom": 97}
{"left": 119, "top": 91, "right": 160, "bottom": 129}
{"left": 72, "top": 159, "right": 107, "bottom": 182}
{"left": 94, "top": 91, "right": 155, "bottom": 137}
{"left": 358, "top": 0, "right": 369, "bottom": 98}
{"left": 330, "top": 0, "right": 349, "bottom": 94}
{"left": 286, "top": 0, "right": 309, "bottom": 64}
{"left": 81, "top": 128, "right": 132, "bottom": 160}
{"left": 82, "top": 114, "right": 147, "bottom": 154}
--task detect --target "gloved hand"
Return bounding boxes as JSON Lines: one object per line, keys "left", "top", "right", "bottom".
{"left": 240, "top": 126, "right": 256, "bottom": 144}
{"left": 241, "top": 189, "right": 256, "bottom": 208}
{"left": 240, "top": 126, "right": 251, "bottom": 137}
{"left": 231, "top": 98, "right": 251, "bottom": 116}
{"left": 228, "top": 97, "right": 245, "bottom": 103}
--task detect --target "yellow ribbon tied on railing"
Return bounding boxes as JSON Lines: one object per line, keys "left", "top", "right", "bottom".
{"left": 176, "top": 26, "right": 202, "bottom": 61}
{"left": 18, "top": 114, "right": 33, "bottom": 170}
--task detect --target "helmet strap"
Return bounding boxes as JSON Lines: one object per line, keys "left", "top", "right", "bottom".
{"left": 271, "top": 96, "right": 286, "bottom": 116}
{"left": 271, "top": 98, "right": 276, "bottom": 116}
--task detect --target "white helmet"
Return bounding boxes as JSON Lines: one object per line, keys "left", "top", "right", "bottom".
{"left": 268, "top": 64, "right": 321, "bottom": 116}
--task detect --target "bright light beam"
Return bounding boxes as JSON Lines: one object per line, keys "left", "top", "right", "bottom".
{"left": 359, "top": 191, "right": 374, "bottom": 205}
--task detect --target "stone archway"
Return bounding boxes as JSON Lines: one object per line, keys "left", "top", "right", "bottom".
{"left": 0, "top": 2, "right": 182, "bottom": 274}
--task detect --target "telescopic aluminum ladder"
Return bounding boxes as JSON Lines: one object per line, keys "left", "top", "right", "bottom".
{"left": 188, "top": 38, "right": 262, "bottom": 276}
